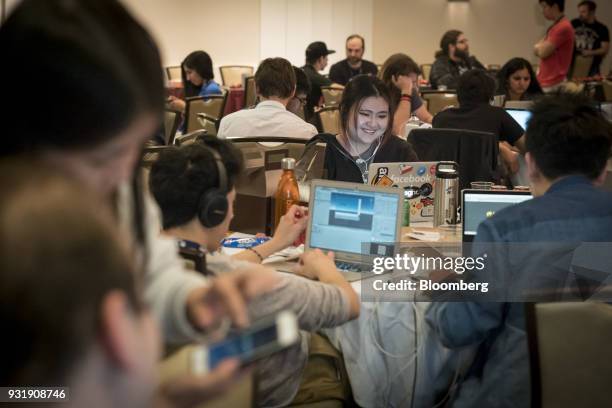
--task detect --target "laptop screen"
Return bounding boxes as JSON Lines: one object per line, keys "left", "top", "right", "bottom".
{"left": 462, "top": 190, "right": 532, "bottom": 241}
{"left": 309, "top": 183, "right": 400, "bottom": 256}
{"left": 505, "top": 108, "right": 532, "bottom": 131}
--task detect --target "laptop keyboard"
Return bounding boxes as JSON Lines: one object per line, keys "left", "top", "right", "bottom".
{"left": 335, "top": 260, "right": 367, "bottom": 272}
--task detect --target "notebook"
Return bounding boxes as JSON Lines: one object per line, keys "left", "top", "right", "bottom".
{"left": 505, "top": 108, "right": 532, "bottom": 131}
{"left": 368, "top": 161, "right": 438, "bottom": 222}
{"left": 462, "top": 189, "right": 532, "bottom": 243}
{"left": 305, "top": 179, "right": 403, "bottom": 281}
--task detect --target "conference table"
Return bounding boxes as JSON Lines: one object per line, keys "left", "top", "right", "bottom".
{"left": 226, "top": 224, "right": 468, "bottom": 408}
{"left": 320, "top": 225, "right": 468, "bottom": 408}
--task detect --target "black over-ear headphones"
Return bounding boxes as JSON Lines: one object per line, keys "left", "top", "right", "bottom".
{"left": 197, "top": 146, "right": 229, "bottom": 228}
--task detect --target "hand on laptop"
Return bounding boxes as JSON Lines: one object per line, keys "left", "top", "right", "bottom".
{"left": 294, "top": 248, "right": 336, "bottom": 280}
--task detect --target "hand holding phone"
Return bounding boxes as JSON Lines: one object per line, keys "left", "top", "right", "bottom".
{"left": 191, "top": 311, "right": 299, "bottom": 375}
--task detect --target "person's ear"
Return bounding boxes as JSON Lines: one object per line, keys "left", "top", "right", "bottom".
{"left": 99, "top": 291, "right": 141, "bottom": 372}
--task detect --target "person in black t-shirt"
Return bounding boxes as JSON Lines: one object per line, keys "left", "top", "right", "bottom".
{"left": 571, "top": 0, "right": 610, "bottom": 76}
{"left": 433, "top": 70, "right": 526, "bottom": 175}
{"left": 329, "top": 34, "right": 378, "bottom": 86}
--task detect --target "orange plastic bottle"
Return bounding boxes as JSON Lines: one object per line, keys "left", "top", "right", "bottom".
{"left": 274, "top": 157, "right": 300, "bottom": 232}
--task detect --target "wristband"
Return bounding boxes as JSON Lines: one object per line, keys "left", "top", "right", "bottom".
{"left": 246, "top": 247, "right": 264, "bottom": 262}
{"left": 400, "top": 95, "right": 412, "bottom": 102}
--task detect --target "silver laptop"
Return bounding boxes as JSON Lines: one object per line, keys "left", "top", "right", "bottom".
{"left": 462, "top": 189, "right": 532, "bottom": 243}
{"left": 305, "top": 179, "right": 403, "bottom": 281}
{"left": 368, "top": 161, "right": 438, "bottom": 222}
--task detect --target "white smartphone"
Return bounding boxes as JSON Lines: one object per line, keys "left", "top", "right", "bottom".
{"left": 191, "top": 310, "right": 299, "bottom": 374}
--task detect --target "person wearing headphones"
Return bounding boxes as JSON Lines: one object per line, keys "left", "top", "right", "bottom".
{"left": 300, "top": 74, "right": 418, "bottom": 184}
{"left": 148, "top": 137, "right": 360, "bottom": 407}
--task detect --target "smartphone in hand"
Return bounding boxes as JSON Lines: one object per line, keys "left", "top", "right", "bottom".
{"left": 191, "top": 311, "right": 299, "bottom": 374}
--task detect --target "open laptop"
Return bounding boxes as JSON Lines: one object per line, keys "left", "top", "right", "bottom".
{"left": 368, "top": 161, "right": 438, "bottom": 222}
{"left": 462, "top": 189, "right": 532, "bottom": 243}
{"left": 505, "top": 108, "right": 532, "bottom": 131}
{"left": 305, "top": 179, "right": 403, "bottom": 281}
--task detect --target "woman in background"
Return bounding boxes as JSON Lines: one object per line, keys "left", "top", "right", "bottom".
{"left": 300, "top": 74, "right": 418, "bottom": 184}
{"left": 496, "top": 57, "right": 543, "bottom": 101}
{"left": 380, "top": 53, "right": 433, "bottom": 134}
{"left": 168, "top": 50, "right": 222, "bottom": 111}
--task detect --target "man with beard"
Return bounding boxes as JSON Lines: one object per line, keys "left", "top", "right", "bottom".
{"left": 430, "top": 30, "right": 485, "bottom": 89}
{"left": 329, "top": 34, "right": 378, "bottom": 86}
{"left": 571, "top": 0, "right": 609, "bottom": 76}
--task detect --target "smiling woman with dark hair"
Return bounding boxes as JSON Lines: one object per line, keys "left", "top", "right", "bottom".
{"left": 300, "top": 74, "right": 418, "bottom": 184}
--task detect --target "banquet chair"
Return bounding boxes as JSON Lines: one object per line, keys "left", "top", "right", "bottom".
{"left": 184, "top": 94, "right": 227, "bottom": 133}
{"left": 526, "top": 301, "right": 612, "bottom": 408}
{"left": 165, "top": 65, "right": 182, "bottom": 81}
{"left": 421, "top": 92, "right": 458, "bottom": 116}
{"left": 420, "top": 64, "right": 432, "bottom": 82}
{"left": 164, "top": 108, "right": 181, "bottom": 145}
{"left": 219, "top": 65, "right": 254, "bottom": 87}
{"left": 244, "top": 76, "right": 257, "bottom": 108}
{"left": 408, "top": 128, "right": 498, "bottom": 191}
{"left": 318, "top": 107, "right": 341, "bottom": 135}
{"left": 321, "top": 87, "right": 343, "bottom": 107}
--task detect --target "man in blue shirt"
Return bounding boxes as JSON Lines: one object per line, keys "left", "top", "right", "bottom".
{"left": 426, "top": 92, "right": 612, "bottom": 407}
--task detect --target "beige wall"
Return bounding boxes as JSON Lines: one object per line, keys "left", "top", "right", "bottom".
{"left": 373, "top": 0, "right": 612, "bottom": 75}
{"left": 121, "top": 0, "right": 261, "bottom": 77}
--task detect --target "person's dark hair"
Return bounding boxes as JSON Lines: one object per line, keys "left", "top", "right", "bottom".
{"left": 338, "top": 74, "right": 395, "bottom": 144}
{"left": 255, "top": 58, "right": 296, "bottom": 99}
{"left": 526, "top": 92, "right": 612, "bottom": 180}
{"left": 437, "top": 30, "right": 463, "bottom": 57}
{"left": 540, "top": 0, "right": 565, "bottom": 12}
{"left": 578, "top": 0, "right": 596, "bottom": 12}
{"left": 293, "top": 66, "right": 311, "bottom": 96}
{"left": 182, "top": 51, "right": 215, "bottom": 98}
{"left": 496, "top": 57, "right": 543, "bottom": 98}
{"left": 0, "top": 159, "right": 143, "bottom": 386}
{"left": 0, "top": 0, "right": 164, "bottom": 155}
{"left": 149, "top": 137, "right": 244, "bottom": 229}
{"left": 456, "top": 69, "right": 496, "bottom": 106}
{"left": 346, "top": 34, "right": 365, "bottom": 50}
{"left": 380, "top": 53, "right": 421, "bottom": 103}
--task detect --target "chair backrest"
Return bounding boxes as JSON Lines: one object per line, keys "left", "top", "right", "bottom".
{"left": 571, "top": 55, "right": 593, "bottom": 79}
{"left": 244, "top": 76, "right": 257, "bottom": 108}
{"left": 504, "top": 100, "right": 533, "bottom": 110}
{"left": 318, "top": 107, "right": 341, "bottom": 135}
{"left": 526, "top": 302, "right": 612, "bottom": 408}
{"left": 165, "top": 65, "right": 182, "bottom": 81}
{"left": 421, "top": 92, "right": 458, "bottom": 116}
{"left": 219, "top": 65, "right": 254, "bottom": 87}
{"left": 184, "top": 94, "right": 227, "bottom": 133}
{"left": 228, "top": 137, "right": 310, "bottom": 235}
{"left": 164, "top": 108, "right": 181, "bottom": 145}
{"left": 420, "top": 64, "right": 433, "bottom": 81}
{"left": 196, "top": 114, "right": 218, "bottom": 137}
{"left": 321, "top": 87, "right": 343, "bottom": 107}
{"left": 408, "top": 128, "right": 498, "bottom": 191}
